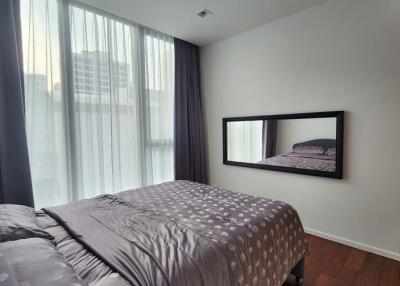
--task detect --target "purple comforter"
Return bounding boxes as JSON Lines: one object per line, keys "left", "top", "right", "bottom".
{"left": 43, "top": 181, "right": 308, "bottom": 286}
{"left": 259, "top": 152, "right": 336, "bottom": 172}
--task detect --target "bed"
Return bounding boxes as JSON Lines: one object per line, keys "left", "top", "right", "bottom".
{"left": 1, "top": 181, "right": 308, "bottom": 286}
{"left": 258, "top": 139, "right": 336, "bottom": 172}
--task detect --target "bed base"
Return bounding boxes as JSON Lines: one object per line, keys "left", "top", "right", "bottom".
{"left": 290, "top": 257, "right": 305, "bottom": 284}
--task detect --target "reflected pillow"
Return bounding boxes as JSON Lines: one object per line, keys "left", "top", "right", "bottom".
{"left": 325, "top": 148, "right": 336, "bottom": 156}
{"left": 0, "top": 204, "right": 54, "bottom": 242}
{"left": 293, "top": 145, "right": 325, "bottom": 155}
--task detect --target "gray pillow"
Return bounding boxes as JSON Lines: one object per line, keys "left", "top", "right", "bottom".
{"left": 0, "top": 238, "right": 86, "bottom": 286}
{"left": 0, "top": 204, "right": 54, "bottom": 242}
{"left": 325, "top": 147, "right": 336, "bottom": 156}
{"left": 293, "top": 145, "right": 325, "bottom": 155}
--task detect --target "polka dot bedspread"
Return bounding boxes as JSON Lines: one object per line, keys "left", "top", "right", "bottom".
{"left": 38, "top": 180, "right": 309, "bottom": 286}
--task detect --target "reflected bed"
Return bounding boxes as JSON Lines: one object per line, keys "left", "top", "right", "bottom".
{"left": 258, "top": 139, "right": 337, "bottom": 172}
{"left": 258, "top": 152, "right": 336, "bottom": 172}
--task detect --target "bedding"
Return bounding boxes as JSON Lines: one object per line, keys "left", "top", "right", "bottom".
{"left": 0, "top": 204, "right": 53, "bottom": 242}
{"left": 0, "top": 237, "right": 85, "bottom": 286}
{"left": 40, "top": 180, "right": 308, "bottom": 286}
{"left": 259, "top": 152, "right": 336, "bottom": 172}
{"left": 36, "top": 211, "right": 130, "bottom": 286}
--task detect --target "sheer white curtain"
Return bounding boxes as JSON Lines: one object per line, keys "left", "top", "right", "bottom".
{"left": 227, "top": 121, "right": 263, "bottom": 163}
{"left": 21, "top": 0, "right": 175, "bottom": 208}
{"left": 143, "top": 29, "right": 175, "bottom": 185}
{"left": 21, "top": 0, "right": 70, "bottom": 207}
{"left": 69, "top": 6, "right": 144, "bottom": 198}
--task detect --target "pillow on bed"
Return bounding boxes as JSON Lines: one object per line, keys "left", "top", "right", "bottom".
{"left": 0, "top": 204, "right": 54, "bottom": 242}
{"left": 293, "top": 145, "right": 325, "bottom": 155}
{"left": 0, "top": 238, "right": 86, "bottom": 286}
{"left": 325, "top": 147, "right": 336, "bottom": 156}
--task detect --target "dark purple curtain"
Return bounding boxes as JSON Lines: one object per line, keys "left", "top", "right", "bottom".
{"left": 0, "top": 0, "right": 34, "bottom": 207}
{"left": 262, "top": 120, "right": 278, "bottom": 159}
{"left": 174, "top": 38, "right": 207, "bottom": 183}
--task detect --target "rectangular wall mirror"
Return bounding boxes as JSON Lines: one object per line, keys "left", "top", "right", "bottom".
{"left": 223, "top": 111, "right": 344, "bottom": 178}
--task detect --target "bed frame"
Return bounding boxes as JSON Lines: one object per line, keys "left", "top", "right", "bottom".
{"left": 291, "top": 257, "right": 305, "bottom": 284}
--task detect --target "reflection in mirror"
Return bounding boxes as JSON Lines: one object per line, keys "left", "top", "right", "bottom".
{"left": 227, "top": 117, "right": 337, "bottom": 172}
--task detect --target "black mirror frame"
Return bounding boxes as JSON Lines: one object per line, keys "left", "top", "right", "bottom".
{"left": 223, "top": 111, "right": 344, "bottom": 179}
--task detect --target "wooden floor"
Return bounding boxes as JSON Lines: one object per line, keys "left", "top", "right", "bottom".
{"left": 284, "top": 234, "right": 400, "bottom": 286}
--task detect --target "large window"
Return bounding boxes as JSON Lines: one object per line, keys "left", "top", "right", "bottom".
{"left": 21, "top": 0, "right": 174, "bottom": 208}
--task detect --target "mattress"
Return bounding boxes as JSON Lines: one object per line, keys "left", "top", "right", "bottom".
{"left": 37, "top": 180, "right": 308, "bottom": 286}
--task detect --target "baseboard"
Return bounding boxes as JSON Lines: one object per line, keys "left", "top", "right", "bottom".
{"left": 304, "top": 227, "right": 400, "bottom": 262}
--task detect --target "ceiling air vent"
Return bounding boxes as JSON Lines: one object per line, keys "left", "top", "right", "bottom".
{"left": 197, "top": 9, "right": 212, "bottom": 18}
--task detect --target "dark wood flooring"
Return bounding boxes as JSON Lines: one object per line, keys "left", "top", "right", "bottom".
{"left": 284, "top": 234, "right": 400, "bottom": 286}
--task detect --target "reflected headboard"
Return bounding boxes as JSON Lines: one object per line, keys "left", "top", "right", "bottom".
{"left": 292, "top": 139, "right": 336, "bottom": 150}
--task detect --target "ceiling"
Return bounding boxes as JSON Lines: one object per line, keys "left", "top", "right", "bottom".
{"left": 80, "top": 0, "right": 329, "bottom": 46}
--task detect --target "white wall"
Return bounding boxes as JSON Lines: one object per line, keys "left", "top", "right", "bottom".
{"left": 201, "top": 0, "right": 400, "bottom": 260}
{"left": 276, "top": 118, "right": 336, "bottom": 154}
